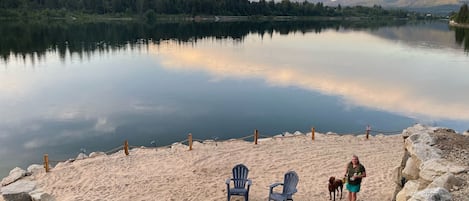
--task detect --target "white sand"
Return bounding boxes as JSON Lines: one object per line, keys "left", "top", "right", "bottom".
{"left": 28, "top": 133, "right": 403, "bottom": 201}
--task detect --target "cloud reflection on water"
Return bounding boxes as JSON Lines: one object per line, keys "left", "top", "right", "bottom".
{"left": 151, "top": 30, "right": 469, "bottom": 122}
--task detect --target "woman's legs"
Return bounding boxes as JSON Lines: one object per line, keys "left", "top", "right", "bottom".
{"left": 351, "top": 192, "right": 357, "bottom": 201}
{"left": 346, "top": 184, "right": 359, "bottom": 201}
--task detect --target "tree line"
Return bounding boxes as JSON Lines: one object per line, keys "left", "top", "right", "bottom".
{"left": 0, "top": 19, "right": 411, "bottom": 63}
{"left": 452, "top": 4, "right": 469, "bottom": 23}
{"left": 0, "top": 0, "right": 409, "bottom": 19}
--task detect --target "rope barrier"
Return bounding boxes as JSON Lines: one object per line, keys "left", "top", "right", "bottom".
{"left": 105, "top": 145, "right": 124, "bottom": 155}
{"left": 192, "top": 138, "right": 204, "bottom": 143}
{"left": 42, "top": 127, "right": 404, "bottom": 173}
{"left": 178, "top": 139, "right": 188, "bottom": 144}
{"left": 371, "top": 129, "right": 402, "bottom": 134}
{"left": 238, "top": 135, "right": 254, "bottom": 140}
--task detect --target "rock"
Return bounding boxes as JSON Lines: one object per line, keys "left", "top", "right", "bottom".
{"left": 405, "top": 133, "right": 441, "bottom": 165}
{"left": 76, "top": 153, "right": 88, "bottom": 160}
{"left": 408, "top": 187, "right": 452, "bottom": 201}
{"left": 392, "top": 166, "right": 403, "bottom": 186}
{"left": 326, "top": 132, "right": 338, "bottom": 135}
{"left": 402, "top": 124, "right": 433, "bottom": 139}
{"left": 27, "top": 165, "right": 44, "bottom": 176}
{"left": 1, "top": 167, "right": 27, "bottom": 186}
{"left": 29, "top": 189, "right": 55, "bottom": 201}
{"left": 402, "top": 157, "right": 420, "bottom": 180}
{"left": 396, "top": 180, "right": 420, "bottom": 201}
{"left": 293, "top": 131, "right": 303, "bottom": 135}
{"left": 420, "top": 159, "right": 469, "bottom": 182}
{"left": 434, "top": 128, "right": 456, "bottom": 133}
{"left": 283, "top": 132, "right": 293, "bottom": 137}
{"left": 427, "top": 173, "right": 464, "bottom": 191}
{"left": 463, "top": 130, "right": 469, "bottom": 136}
{"left": 1, "top": 180, "right": 36, "bottom": 201}
{"left": 89, "top": 152, "right": 106, "bottom": 158}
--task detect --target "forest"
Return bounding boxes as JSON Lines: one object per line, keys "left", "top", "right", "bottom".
{"left": 452, "top": 4, "right": 469, "bottom": 23}
{"left": 0, "top": 0, "right": 410, "bottom": 19}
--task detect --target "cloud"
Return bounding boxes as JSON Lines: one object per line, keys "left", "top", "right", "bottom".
{"left": 94, "top": 117, "right": 115, "bottom": 133}
{"left": 149, "top": 31, "right": 469, "bottom": 121}
{"left": 23, "top": 139, "right": 47, "bottom": 149}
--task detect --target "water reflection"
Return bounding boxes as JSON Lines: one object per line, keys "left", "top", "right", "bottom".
{"left": 0, "top": 20, "right": 410, "bottom": 63}
{"left": 151, "top": 29, "right": 469, "bottom": 123}
{"left": 1, "top": 20, "right": 469, "bottom": 178}
{"left": 452, "top": 27, "right": 469, "bottom": 52}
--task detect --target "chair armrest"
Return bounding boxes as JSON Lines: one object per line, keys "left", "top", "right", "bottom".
{"left": 269, "top": 182, "right": 283, "bottom": 195}
{"left": 247, "top": 179, "right": 252, "bottom": 186}
{"left": 269, "top": 182, "right": 283, "bottom": 189}
{"left": 225, "top": 179, "right": 231, "bottom": 185}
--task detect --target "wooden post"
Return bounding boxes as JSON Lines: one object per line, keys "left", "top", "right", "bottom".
{"left": 254, "top": 129, "right": 258, "bottom": 145}
{"left": 124, "top": 140, "right": 129, "bottom": 156}
{"left": 311, "top": 127, "right": 315, "bottom": 141}
{"left": 366, "top": 125, "right": 371, "bottom": 140}
{"left": 188, "top": 133, "right": 193, "bottom": 151}
{"left": 43, "top": 154, "right": 49, "bottom": 172}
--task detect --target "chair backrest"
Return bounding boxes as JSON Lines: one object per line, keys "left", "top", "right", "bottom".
{"left": 282, "top": 171, "right": 299, "bottom": 194}
{"left": 232, "top": 164, "right": 249, "bottom": 189}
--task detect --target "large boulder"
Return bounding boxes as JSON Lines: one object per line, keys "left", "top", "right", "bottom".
{"left": 1, "top": 180, "right": 36, "bottom": 201}
{"left": 29, "top": 189, "right": 55, "bottom": 201}
{"left": 27, "top": 165, "right": 44, "bottom": 176}
{"left": 402, "top": 157, "right": 420, "bottom": 180}
{"left": 405, "top": 132, "right": 441, "bottom": 164}
{"left": 402, "top": 124, "right": 434, "bottom": 139}
{"left": 408, "top": 187, "right": 452, "bottom": 201}
{"left": 396, "top": 180, "right": 420, "bottom": 201}
{"left": 427, "top": 173, "right": 465, "bottom": 191}
{"left": 392, "top": 166, "right": 403, "bottom": 186}
{"left": 419, "top": 159, "right": 469, "bottom": 182}
{"left": 1, "top": 167, "right": 27, "bottom": 186}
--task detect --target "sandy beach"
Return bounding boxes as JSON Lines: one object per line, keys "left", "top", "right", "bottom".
{"left": 7, "top": 133, "right": 404, "bottom": 201}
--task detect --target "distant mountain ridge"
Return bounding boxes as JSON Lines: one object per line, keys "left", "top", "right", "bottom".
{"left": 282, "top": 0, "right": 469, "bottom": 14}
{"left": 299, "top": 0, "right": 466, "bottom": 8}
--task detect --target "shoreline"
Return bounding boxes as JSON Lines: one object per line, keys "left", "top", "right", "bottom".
{"left": 449, "top": 20, "right": 469, "bottom": 28}
{"left": 2, "top": 132, "right": 405, "bottom": 200}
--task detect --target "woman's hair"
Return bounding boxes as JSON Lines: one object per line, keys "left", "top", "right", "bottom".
{"left": 352, "top": 154, "right": 360, "bottom": 164}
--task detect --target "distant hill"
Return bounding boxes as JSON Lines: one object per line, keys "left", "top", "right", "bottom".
{"left": 283, "top": 0, "right": 469, "bottom": 14}
{"left": 298, "top": 0, "right": 464, "bottom": 8}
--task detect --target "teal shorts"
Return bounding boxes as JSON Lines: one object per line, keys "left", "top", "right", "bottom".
{"left": 346, "top": 183, "right": 361, "bottom": 192}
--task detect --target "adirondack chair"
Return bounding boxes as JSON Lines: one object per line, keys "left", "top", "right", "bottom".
{"left": 225, "top": 164, "right": 252, "bottom": 201}
{"left": 268, "top": 171, "right": 299, "bottom": 201}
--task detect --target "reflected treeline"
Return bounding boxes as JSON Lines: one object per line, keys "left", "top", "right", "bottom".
{"left": 452, "top": 27, "right": 469, "bottom": 53}
{"left": 0, "top": 19, "right": 408, "bottom": 63}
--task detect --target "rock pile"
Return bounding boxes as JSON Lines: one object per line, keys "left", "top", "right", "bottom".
{"left": 0, "top": 165, "right": 53, "bottom": 201}
{"left": 393, "top": 124, "right": 469, "bottom": 201}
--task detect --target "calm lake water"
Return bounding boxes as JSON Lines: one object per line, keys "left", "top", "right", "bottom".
{"left": 1, "top": 20, "right": 469, "bottom": 178}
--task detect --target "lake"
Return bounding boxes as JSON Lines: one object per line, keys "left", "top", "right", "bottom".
{"left": 1, "top": 19, "right": 468, "bottom": 178}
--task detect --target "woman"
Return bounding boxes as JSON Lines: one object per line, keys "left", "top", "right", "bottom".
{"left": 344, "top": 155, "right": 366, "bottom": 201}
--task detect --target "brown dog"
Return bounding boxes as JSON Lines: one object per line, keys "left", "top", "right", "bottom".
{"left": 328, "top": 176, "right": 343, "bottom": 201}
